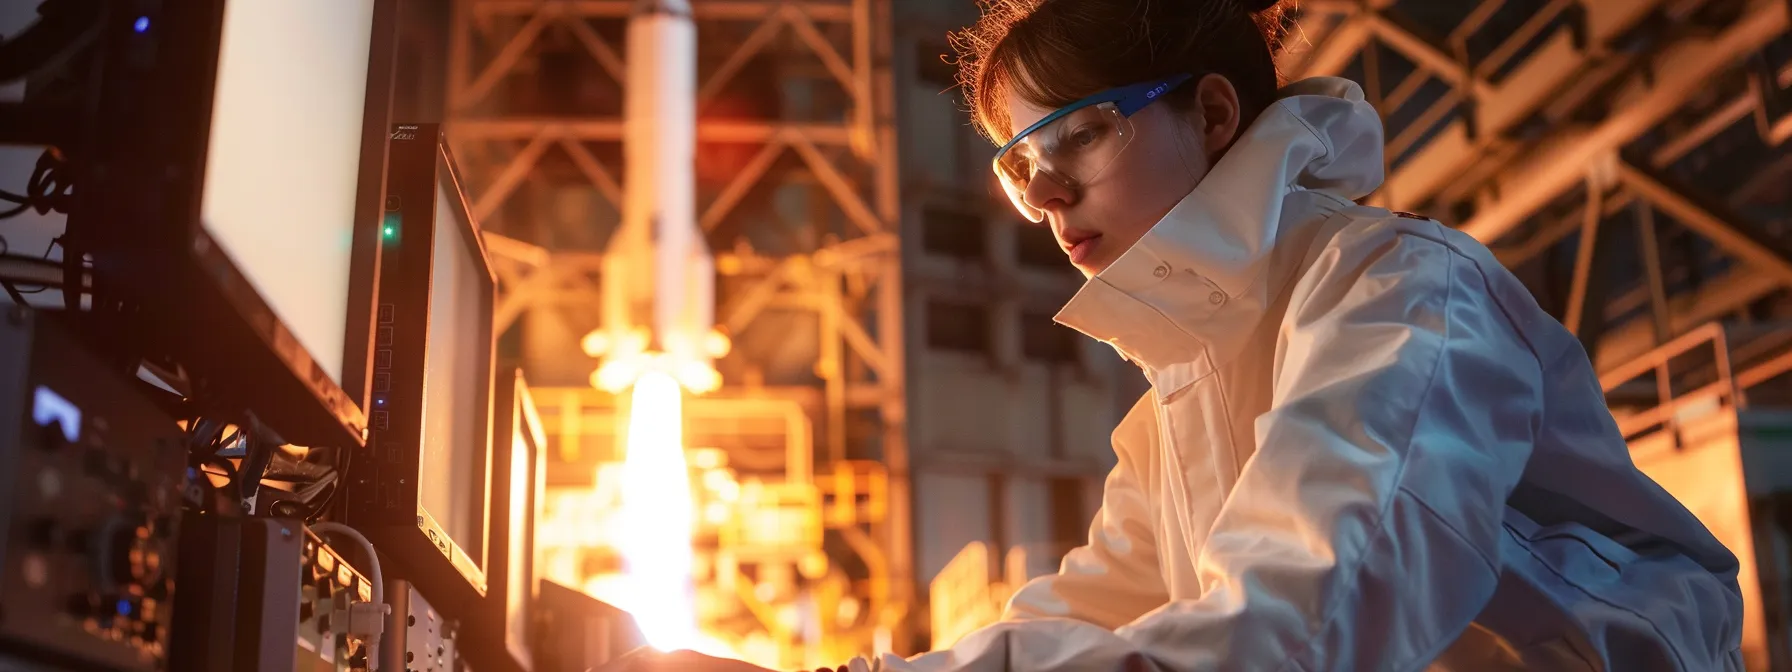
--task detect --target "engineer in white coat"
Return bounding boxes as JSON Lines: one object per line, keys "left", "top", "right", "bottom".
{"left": 620, "top": 0, "right": 1748, "bottom": 670}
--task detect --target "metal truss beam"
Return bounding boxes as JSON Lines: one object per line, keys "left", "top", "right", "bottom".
{"left": 1491, "top": 56, "right": 1792, "bottom": 271}
{"left": 1458, "top": 0, "right": 1788, "bottom": 243}
{"left": 1591, "top": 164, "right": 1792, "bottom": 372}
{"left": 1307, "top": 1, "right": 1791, "bottom": 383}
{"left": 1301, "top": 0, "right": 1787, "bottom": 230}
{"left": 468, "top": 1, "right": 857, "bottom": 23}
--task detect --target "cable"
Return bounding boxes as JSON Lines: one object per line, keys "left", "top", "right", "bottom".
{"left": 184, "top": 415, "right": 254, "bottom": 516}
{"left": 1, "top": 276, "right": 26, "bottom": 304}
{"left": 0, "top": 148, "right": 74, "bottom": 220}
{"left": 235, "top": 414, "right": 281, "bottom": 514}
{"left": 0, "top": 235, "right": 25, "bottom": 304}
{"left": 305, "top": 447, "right": 351, "bottom": 523}
{"left": 9, "top": 236, "right": 65, "bottom": 294}
{"left": 308, "top": 522, "right": 384, "bottom": 607}
{"left": 309, "top": 522, "right": 388, "bottom": 672}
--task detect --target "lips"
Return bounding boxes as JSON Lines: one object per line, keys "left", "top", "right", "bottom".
{"left": 1058, "top": 228, "right": 1102, "bottom": 266}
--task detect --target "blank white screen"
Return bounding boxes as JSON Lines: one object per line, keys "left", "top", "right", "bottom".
{"left": 419, "top": 181, "right": 487, "bottom": 568}
{"left": 201, "top": 2, "right": 377, "bottom": 386}
{"left": 506, "top": 426, "right": 531, "bottom": 648}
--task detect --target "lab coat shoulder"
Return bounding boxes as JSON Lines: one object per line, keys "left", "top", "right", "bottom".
{"left": 1274, "top": 214, "right": 1553, "bottom": 530}
{"left": 1277, "top": 209, "right": 1551, "bottom": 401}
{"left": 1295, "top": 210, "right": 1567, "bottom": 362}
{"left": 1105, "top": 209, "right": 1548, "bottom": 671}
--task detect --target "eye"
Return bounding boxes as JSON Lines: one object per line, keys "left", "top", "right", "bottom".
{"left": 1069, "top": 125, "right": 1102, "bottom": 148}
{"left": 1001, "top": 158, "right": 1034, "bottom": 181}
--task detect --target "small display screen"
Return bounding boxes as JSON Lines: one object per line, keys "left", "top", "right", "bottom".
{"left": 201, "top": 2, "right": 378, "bottom": 386}
{"left": 506, "top": 411, "right": 534, "bottom": 654}
{"left": 417, "top": 161, "right": 490, "bottom": 572}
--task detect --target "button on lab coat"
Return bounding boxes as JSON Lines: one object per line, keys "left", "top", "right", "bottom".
{"left": 854, "top": 78, "right": 1745, "bottom": 671}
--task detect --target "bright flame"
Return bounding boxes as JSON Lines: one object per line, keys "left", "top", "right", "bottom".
{"left": 619, "top": 370, "right": 699, "bottom": 651}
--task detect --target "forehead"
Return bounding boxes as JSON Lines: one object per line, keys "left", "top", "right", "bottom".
{"left": 1004, "top": 88, "right": 1058, "bottom": 143}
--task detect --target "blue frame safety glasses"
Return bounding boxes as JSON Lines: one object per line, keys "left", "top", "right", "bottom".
{"left": 992, "top": 73, "right": 1195, "bottom": 223}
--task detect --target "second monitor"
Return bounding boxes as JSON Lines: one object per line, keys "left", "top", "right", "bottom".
{"left": 339, "top": 123, "right": 498, "bottom": 616}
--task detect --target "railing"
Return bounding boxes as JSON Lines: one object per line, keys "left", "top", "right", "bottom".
{"left": 1601, "top": 322, "right": 1741, "bottom": 440}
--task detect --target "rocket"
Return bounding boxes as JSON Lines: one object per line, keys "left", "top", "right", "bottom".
{"left": 591, "top": 0, "right": 726, "bottom": 394}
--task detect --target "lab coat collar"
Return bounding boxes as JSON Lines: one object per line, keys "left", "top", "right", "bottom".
{"left": 1054, "top": 77, "right": 1386, "bottom": 374}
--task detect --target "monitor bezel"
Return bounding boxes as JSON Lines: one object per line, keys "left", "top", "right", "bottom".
{"left": 465, "top": 369, "right": 545, "bottom": 672}
{"left": 77, "top": 0, "right": 398, "bottom": 449}
{"left": 341, "top": 123, "right": 497, "bottom": 617}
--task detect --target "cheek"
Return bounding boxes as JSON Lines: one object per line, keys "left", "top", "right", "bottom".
{"left": 1082, "top": 136, "right": 1207, "bottom": 239}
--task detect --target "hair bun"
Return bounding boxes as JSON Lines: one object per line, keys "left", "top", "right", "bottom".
{"left": 1245, "top": 0, "right": 1280, "bottom": 12}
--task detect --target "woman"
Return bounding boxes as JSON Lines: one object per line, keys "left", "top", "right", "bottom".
{"left": 623, "top": 0, "right": 1746, "bottom": 670}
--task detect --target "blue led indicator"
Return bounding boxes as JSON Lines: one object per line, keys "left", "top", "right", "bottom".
{"left": 133, "top": 17, "right": 150, "bottom": 33}
{"left": 117, "top": 599, "right": 132, "bottom": 616}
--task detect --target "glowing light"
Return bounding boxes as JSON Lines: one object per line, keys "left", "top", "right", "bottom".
{"left": 581, "top": 330, "right": 612, "bottom": 357}
{"left": 619, "top": 370, "right": 699, "bottom": 651}
{"left": 592, "top": 358, "right": 643, "bottom": 394}
{"left": 674, "top": 360, "right": 722, "bottom": 395}
{"left": 133, "top": 16, "right": 150, "bottom": 33}
{"left": 561, "top": 333, "right": 745, "bottom": 660}
{"left": 703, "top": 330, "right": 732, "bottom": 358}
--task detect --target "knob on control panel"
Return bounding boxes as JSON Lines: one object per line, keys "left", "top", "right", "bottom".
{"left": 3, "top": 314, "right": 188, "bottom": 672}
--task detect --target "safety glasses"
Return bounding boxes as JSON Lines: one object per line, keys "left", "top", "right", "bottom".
{"left": 992, "top": 74, "right": 1195, "bottom": 223}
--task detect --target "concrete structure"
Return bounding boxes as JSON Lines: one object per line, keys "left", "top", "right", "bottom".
{"left": 887, "top": 0, "right": 1142, "bottom": 597}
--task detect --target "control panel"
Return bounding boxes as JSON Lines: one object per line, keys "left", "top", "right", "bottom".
{"left": 297, "top": 528, "right": 380, "bottom": 670}
{"left": 168, "top": 517, "right": 380, "bottom": 671}
{"left": 0, "top": 308, "right": 188, "bottom": 671}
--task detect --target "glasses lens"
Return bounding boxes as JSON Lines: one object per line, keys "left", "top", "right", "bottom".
{"left": 993, "top": 103, "right": 1134, "bottom": 222}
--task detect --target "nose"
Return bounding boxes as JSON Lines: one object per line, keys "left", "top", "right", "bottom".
{"left": 1021, "top": 170, "right": 1076, "bottom": 220}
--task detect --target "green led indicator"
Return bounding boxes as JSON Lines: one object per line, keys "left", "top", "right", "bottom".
{"left": 381, "top": 213, "right": 401, "bottom": 244}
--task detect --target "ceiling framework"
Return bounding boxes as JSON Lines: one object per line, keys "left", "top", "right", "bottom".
{"left": 444, "top": 0, "right": 915, "bottom": 651}
{"left": 1285, "top": 0, "right": 1792, "bottom": 425}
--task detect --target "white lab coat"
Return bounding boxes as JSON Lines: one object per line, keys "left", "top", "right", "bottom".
{"left": 853, "top": 78, "right": 1745, "bottom": 671}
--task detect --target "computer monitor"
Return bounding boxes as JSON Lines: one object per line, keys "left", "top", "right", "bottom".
{"left": 534, "top": 580, "right": 647, "bottom": 671}
{"left": 339, "top": 123, "right": 496, "bottom": 617}
{"left": 78, "top": 1, "right": 398, "bottom": 448}
{"left": 466, "top": 369, "right": 546, "bottom": 672}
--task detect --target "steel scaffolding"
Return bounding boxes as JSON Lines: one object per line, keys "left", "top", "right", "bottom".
{"left": 444, "top": 0, "right": 915, "bottom": 660}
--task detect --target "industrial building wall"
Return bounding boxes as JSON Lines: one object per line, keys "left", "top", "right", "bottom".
{"left": 889, "top": 0, "right": 1147, "bottom": 590}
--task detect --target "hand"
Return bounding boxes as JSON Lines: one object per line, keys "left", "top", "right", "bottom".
{"left": 597, "top": 648, "right": 779, "bottom": 672}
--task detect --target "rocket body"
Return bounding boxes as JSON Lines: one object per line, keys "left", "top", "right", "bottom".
{"left": 596, "top": 0, "right": 718, "bottom": 392}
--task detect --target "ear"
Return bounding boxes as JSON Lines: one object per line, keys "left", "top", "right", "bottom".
{"left": 1192, "top": 74, "right": 1243, "bottom": 161}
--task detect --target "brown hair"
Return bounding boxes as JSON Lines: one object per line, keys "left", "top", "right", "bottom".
{"left": 951, "top": 0, "right": 1290, "bottom": 144}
